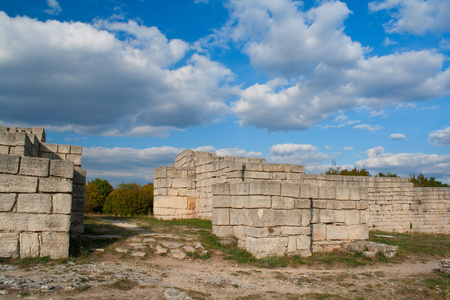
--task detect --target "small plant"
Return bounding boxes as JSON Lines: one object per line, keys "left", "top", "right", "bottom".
{"left": 108, "top": 279, "right": 139, "bottom": 290}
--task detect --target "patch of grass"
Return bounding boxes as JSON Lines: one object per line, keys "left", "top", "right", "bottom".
{"left": 303, "top": 293, "right": 341, "bottom": 299}
{"left": 13, "top": 256, "right": 51, "bottom": 268}
{"left": 108, "top": 279, "right": 139, "bottom": 290}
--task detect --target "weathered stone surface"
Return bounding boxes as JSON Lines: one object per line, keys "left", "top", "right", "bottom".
{"left": 0, "top": 213, "right": 70, "bottom": 232}
{"left": 245, "top": 237, "right": 287, "bottom": 259}
{"left": 40, "top": 232, "right": 69, "bottom": 258}
{"left": 19, "top": 233, "right": 40, "bottom": 258}
{"left": 0, "top": 193, "right": 16, "bottom": 212}
{"left": 0, "top": 174, "right": 38, "bottom": 193}
{"left": 348, "top": 224, "right": 368, "bottom": 240}
{"left": 212, "top": 195, "right": 231, "bottom": 208}
{"left": 72, "top": 184, "right": 86, "bottom": 198}
{"left": 212, "top": 183, "right": 230, "bottom": 195}
{"left": 39, "top": 177, "right": 72, "bottom": 193}
{"left": 39, "top": 142, "right": 58, "bottom": 153}
{"left": 296, "top": 235, "right": 311, "bottom": 250}
{"left": 58, "top": 144, "right": 71, "bottom": 154}
{"left": 19, "top": 156, "right": 49, "bottom": 177}
{"left": 326, "top": 225, "right": 349, "bottom": 240}
{"left": 249, "top": 181, "right": 281, "bottom": 196}
{"left": 17, "top": 194, "right": 52, "bottom": 213}
{"left": 50, "top": 159, "right": 74, "bottom": 179}
{"left": 281, "top": 183, "right": 300, "bottom": 198}
{"left": 212, "top": 208, "right": 229, "bottom": 225}
{"left": 272, "top": 197, "right": 294, "bottom": 209}
{"left": 52, "top": 194, "right": 72, "bottom": 214}
{"left": 0, "top": 233, "right": 19, "bottom": 258}
{"left": 73, "top": 168, "right": 87, "bottom": 185}
{"left": 0, "top": 154, "right": 20, "bottom": 174}
{"left": 71, "top": 197, "right": 85, "bottom": 212}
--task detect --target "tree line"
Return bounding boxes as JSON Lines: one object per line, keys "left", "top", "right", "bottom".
{"left": 325, "top": 166, "right": 448, "bottom": 187}
{"left": 85, "top": 178, "right": 153, "bottom": 216}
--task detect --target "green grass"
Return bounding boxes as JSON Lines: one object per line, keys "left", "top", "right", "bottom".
{"left": 108, "top": 279, "right": 139, "bottom": 290}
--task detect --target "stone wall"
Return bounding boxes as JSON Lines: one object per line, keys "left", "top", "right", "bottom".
{"left": 211, "top": 181, "right": 368, "bottom": 258}
{"left": 0, "top": 127, "right": 86, "bottom": 259}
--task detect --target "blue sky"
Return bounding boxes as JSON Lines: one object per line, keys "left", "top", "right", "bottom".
{"left": 1, "top": 0, "right": 449, "bottom": 186}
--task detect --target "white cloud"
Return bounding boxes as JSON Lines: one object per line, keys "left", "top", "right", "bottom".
{"left": 390, "top": 133, "right": 406, "bottom": 140}
{"left": 428, "top": 126, "right": 450, "bottom": 147}
{"left": 369, "top": 0, "right": 450, "bottom": 34}
{"left": 0, "top": 13, "right": 234, "bottom": 135}
{"left": 383, "top": 37, "right": 398, "bottom": 46}
{"left": 269, "top": 143, "right": 329, "bottom": 166}
{"left": 45, "top": 0, "right": 62, "bottom": 15}
{"left": 343, "top": 146, "right": 354, "bottom": 151}
{"left": 194, "top": 146, "right": 262, "bottom": 157}
{"left": 354, "top": 124, "right": 383, "bottom": 131}
{"left": 356, "top": 146, "right": 450, "bottom": 180}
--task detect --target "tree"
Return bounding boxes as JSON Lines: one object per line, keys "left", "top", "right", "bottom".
{"left": 85, "top": 178, "right": 113, "bottom": 213}
{"left": 103, "top": 182, "right": 153, "bottom": 216}
{"left": 409, "top": 174, "right": 449, "bottom": 187}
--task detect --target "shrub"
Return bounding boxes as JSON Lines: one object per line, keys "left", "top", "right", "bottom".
{"left": 103, "top": 182, "right": 153, "bottom": 216}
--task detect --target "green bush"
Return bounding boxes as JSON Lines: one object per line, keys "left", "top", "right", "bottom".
{"left": 103, "top": 182, "right": 153, "bottom": 216}
{"left": 85, "top": 178, "right": 113, "bottom": 213}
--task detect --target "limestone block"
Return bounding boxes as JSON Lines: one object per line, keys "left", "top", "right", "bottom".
{"left": 212, "top": 183, "right": 230, "bottom": 195}
{"left": 52, "top": 194, "right": 72, "bottom": 214}
{"left": 296, "top": 235, "right": 311, "bottom": 250}
{"left": 286, "top": 173, "right": 302, "bottom": 181}
{"left": 345, "top": 210, "right": 360, "bottom": 225}
{"left": 231, "top": 196, "right": 244, "bottom": 209}
{"left": 281, "top": 183, "right": 300, "bottom": 198}
{"left": 301, "top": 210, "right": 311, "bottom": 226}
{"left": 66, "top": 154, "right": 82, "bottom": 166}
{"left": 285, "top": 164, "right": 304, "bottom": 173}
{"left": 40, "top": 232, "right": 69, "bottom": 258}
{"left": 0, "top": 174, "right": 38, "bottom": 193}
{"left": 153, "top": 167, "right": 167, "bottom": 179}
{"left": 172, "top": 178, "right": 193, "bottom": 189}
{"left": 341, "top": 201, "right": 356, "bottom": 209}
{"left": 249, "top": 181, "right": 281, "bottom": 196}
{"left": 154, "top": 196, "right": 188, "bottom": 209}
{"left": 245, "top": 237, "right": 288, "bottom": 259}
{"left": 39, "top": 177, "right": 72, "bottom": 193}
{"left": 39, "top": 143, "right": 58, "bottom": 153}
{"left": 348, "top": 224, "right": 368, "bottom": 240}
{"left": 281, "top": 226, "right": 310, "bottom": 236}
{"left": 272, "top": 173, "right": 287, "bottom": 180}
{"left": 350, "top": 188, "right": 361, "bottom": 200}
{"left": 69, "top": 145, "right": 82, "bottom": 155}
{"left": 0, "top": 145, "right": 9, "bottom": 154}
{"left": 287, "top": 236, "right": 297, "bottom": 252}
{"left": 230, "top": 182, "right": 250, "bottom": 195}
{"left": 19, "top": 156, "right": 49, "bottom": 177}
{"left": 312, "top": 224, "right": 326, "bottom": 241}
{"left": 71, "top": 197, "right": 85, "bottom": 212}
{"left": 154, "top": 178, "right": 172, "bottom": 188}
{"left": 229, "top": 209, "right": 240, "bottom": 225}
{"left": 212, "top": 195, "right": 231, "bottom": 208}
{"left": 0, "top": 154, "right": 20, "bottom": 174}
{"left": 70, "top": 223, "right": 84, "bottom": 234}
{"left": 10, "top": 146, "right": 27, "bottom": 156}
{"left": 233, "top": 226, "right": 245, "bottom": 239}
{"left": 239, "top": 209, "right": 250, "bottom": 225}
{"left": 263, "top": 163, "right": 284, "bottom": 172}
{"left": 312, "top": 200, "right": 327, "bottom": 209}
{"left": 336, "top": 188, "right": 350, "bottom": 200}
{"left": 0, "top": 233, "right": 19, "bottom": 258}
{"left": 17, "top": 194, "right": 52, "bottom": 213}
{"left": 73, "top": 184, "right": 86, "bottom": 198}
{"left": 212, "top": 208, "right": 230, "bottom": 225}
{"left": 212, "top": 225, "right": 234, "bottom": 237}
{"left": 299, "top": 184, "right": 310, "bottom": 199}
{"left": 335, "top": 210, "right": 345, "bottom": 223}
{"left": 357, "top": 200, "right": 369, "bottom": 210}
{"left": 58, "top": 144, "right": 71, "bottom": 154}
{"left": 0, "top": 193, "right": 16, "bottom": 211}
{"left": 39, "top": 152, "right": 53, "bottom": 159}
{"left": 245, "top": 226, "right": 270, "bottom": 238}
{"left": 272, "top": 197, "right": 294, "bottom": 209}
{"left": 246, "top": 171, "right": 270, "bottom": 180}
{"left": 0, "top": 213, "right": 71, "bottom": 232}
{"left": 70, "top": 212, "right": 85, "bottom": 225}
{"left": 359, "top": 211, "right": 368, "bottom": 224}
{"left": 326, "top": 225, "right": 349, "bottom": 240}
{"left": 320, "top": 209, "right": 335, "bottom": 223}
{"left": 319, "top": 187, "right": 336, "bottom": 199}
{"left": 242, "top": 195, "right": 271, "bottom": 208}
{"left": 20, "top": 233, "right": 40, "bottom": 258}
{"left": 73, "top": 168, "right": 87, "bottom": 185}
{"left": 295, "top": 198, "right": 311, "bottom": 209}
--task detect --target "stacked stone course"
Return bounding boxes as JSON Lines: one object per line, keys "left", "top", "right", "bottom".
{"left": 154, "top": 150, "right": 450, "bottom": 258}
{"left": 0, "top": 127, "right": 86, "bottom": 259}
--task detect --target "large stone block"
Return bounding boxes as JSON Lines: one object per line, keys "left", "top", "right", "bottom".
{"left": 65, "top": 154, "right": 82, "bottom": 167}
{"left": 39, "top": 177, "right": 72, "bottom": 193}
{"left": 39, "top": 143, "right": 58, "bottom": 153}
{"left": 319, "top": 187, "right": 336, "bottom": 199}
{"left": 70, "top": 212, "right": 85, "bottom": 225}
{"left": 0, "top": 213, "right": 71, "bottom": 232}
{"left": 70, "top": 145, "right": 83, "bottom": 155}
{"left": 212, "top": 195, "right": 231, "bottom": 208}
{"left": 212, "top": 208, "right": 230, "bottom": 225}
{"left": 52, "top": 194, "right": 72, "bottom": 214}
{"left": 326, "top": 225, "right": 349, "bottom": 240}
{"left": 17, "top": 194, "right": 52, "bottom": 213}
{"left": 40, "top": 232, "right": 69, "bottom": 259}
{"left": 229, "top": 182, "right": 250, "bottom": 195}
{"left": 0, "top": 193, "right": 16, "bottom": 211}
{"left": 20, "top": 233, "right": 40, "bottom": 258}
{"left": 73, "top": 168, "right": 87, "bottom": 185}
{"left": 295, "top": 198, "right": 311, "bottom": 209}
{"left": 0, "top": 233, "right": 19, "bottom": 258}
{"left": 19, "top": 156, "right": 49, "bottom": 177}
{"left": 348, "top": 224, "right": 368, "bottom": 240}
{"left": 172, "top": 178, "right": 193, "bottom": 189}
{"left": 0, "top": 154, "right": 20, "bottom": 174}
{"left": 153, "top": 167, "right": 167, "bottom": 179}
{"left": 272, "top": 197, "right": 294, "bottom": 209}
{"left": 281, "top": 226, "right": 310, "bottom": 236}
{"left": 0, "top": 174, "right": 38, "bottom": 193}
{"left": 212, "top": 183, "right": 230, "bottom": 195}
{"left": 241, "top": 195, "right": 271, "bottom": 208}
{"left": 320, "top": 209, "right": 335, "bottom": 224}
{"left": 58, "top": 144, "right": 71, "bottom": 154}
{"left": 71, "top": 197, "right": 85, "bottom": 212}
{"left": 296, "top": 235, "right": 311, "bottom": 250}
{"left": 245, "top": 226, "right": 270, "bottom": 238}
{"left": 73, "top": 184, "right": 86, "bottom": 198}
{"left": 212, "top": 225, "right": 234, "bottom": 237}
{"left": 345, "top": 210, "right": 360, "bottom": 225}
{"left": 312, "top": 224, "right": 326, "bottom": 241}
{"left": 249, "top": 181, "right": 281, "bottom": 196}
{"left": 281, "top": 183, "right": 300, "bottom": 198}
{"left": 245, "top": 237, "right": 288, "bottom": 259}
{"left": 0, "top": 145, "right": 9, "bottom": 154}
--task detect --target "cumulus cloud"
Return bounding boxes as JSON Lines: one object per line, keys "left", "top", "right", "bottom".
{"left": 0, "top": 13, "right": 234, "bottom": 136}
{"left": 83, "top": 146, "right": 184, "bottom": 185}
{"left": 354, "top": 124, "right": 383, "bottom": 131}
{"left": 356, "top": 146, "right": 450, "bottom": 180}
{"left": 45, "top": 0, "right": 62, "bottom": 15}
{"left": 369, "top": 0, "right": 450, "bottom": 34}
{"left": 225, "top": 1, "right": 450, "bottom": 131}
{"left": 269, "top": 143, "right": 329, "bottom": 169}
{"left": 390, "top": 133, "right": 406, "bottom": 140}
{"left": 428, "top": 126, "right": 450, "bottom": 147}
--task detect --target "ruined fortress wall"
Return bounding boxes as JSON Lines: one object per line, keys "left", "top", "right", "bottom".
{"left": 154, "top": 150, "right": 304, "bottom": 220}
{"left": 211, "top": 182, "right": 369, "bottom": 258}
{"left": 0, "top": 127, "right": 86, "bottom": 259}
